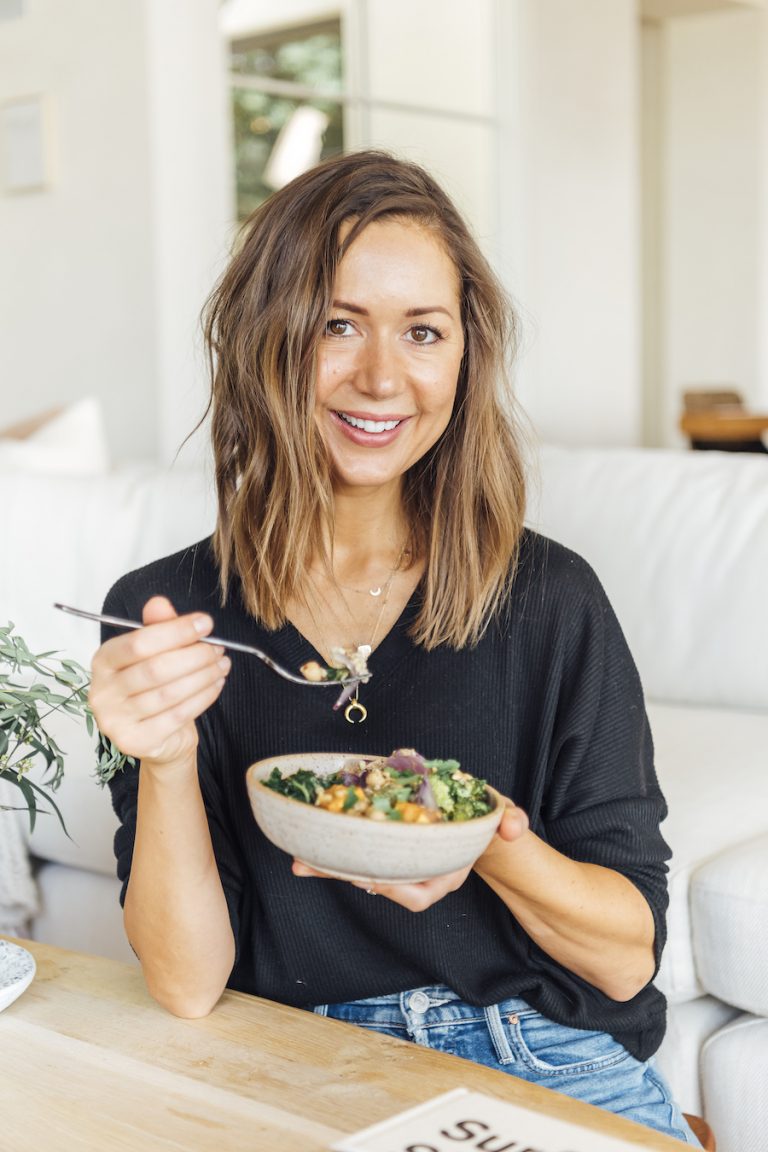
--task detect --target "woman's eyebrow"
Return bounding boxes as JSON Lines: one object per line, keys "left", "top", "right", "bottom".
{"left": 332, "top": 299, "right": 368, "bottom": 314}
{"left": 405, "top": 306, "right": 453, "bottom": 318}
{"left": 331, "top": 299, "right": 454, "bottom": 318}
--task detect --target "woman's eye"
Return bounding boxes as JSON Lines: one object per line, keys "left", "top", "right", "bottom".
{"left": 326, "top": 318, "right": 352, "bottom": 337}
{"left": 408, "top": 325, "right": 441, "bottom": 345}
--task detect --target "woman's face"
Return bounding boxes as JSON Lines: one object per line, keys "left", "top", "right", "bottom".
{"left": 315, "top": 217, "right": 465, "bottom": 496}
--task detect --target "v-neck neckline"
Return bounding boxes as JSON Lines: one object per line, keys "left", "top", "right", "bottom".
{"left": 267, "top": 584, "right": 423, "bottom": 695}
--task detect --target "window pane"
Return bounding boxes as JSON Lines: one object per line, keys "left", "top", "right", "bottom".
{"left": 231, "top": 23, "right": 343, "bottom": 93}
{"left": 232, "top": 90, "right": 343, "bottom": 220}
{"left": 231, "top": 21, "right": 343, "bottom": 220}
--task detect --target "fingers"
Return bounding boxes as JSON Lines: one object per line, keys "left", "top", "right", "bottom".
{"left": 93, "top": 605, "right": 214, "bottom": 676}
{"left": 114, "top": 676, "right": 228, "bottom": 762}
{"left": 292, "top": 862, "right": 328, "bottom": 880}
{"left": 88, "top": 597, "right": 229, "bottom": 763}
{"left": 116, "top": 652, "right": 230, "bottom": 723}
{"left": 142, "top": 595, "right": 180, "bottom": 626}
{"left": 115, "top": 643, "right": 229, "bottom": 706}
{"left": 368, "top": 869, "right": 470, "bottom": 911}
{"left": 291, "top": 860, "right": 471, "bottom": 912}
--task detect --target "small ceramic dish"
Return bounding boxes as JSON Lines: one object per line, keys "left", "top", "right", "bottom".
{"left": 245, "top": 752, "right": 505, "bottom": 884}
{"left": 0, "top": 939, "right": 36, "bottom": 1012}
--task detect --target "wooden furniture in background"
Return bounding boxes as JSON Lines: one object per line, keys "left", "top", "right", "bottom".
{"left": 684, "top": 1112, "right": 717, "bottom": 1150}
{"left": 1, "top": 938, "right": 692, "bottom": 1152}
{"left": 680, "top": 388, "right": 768, "bottom": 452}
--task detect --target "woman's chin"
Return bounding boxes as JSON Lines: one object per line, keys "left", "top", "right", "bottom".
{"left": 330, "top": 467, "right": 405, "bottom": 498}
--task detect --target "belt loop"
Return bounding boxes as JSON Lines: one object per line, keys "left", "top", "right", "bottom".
{"left": 484, "top": 1003, "right": 516, "bottom": 1065}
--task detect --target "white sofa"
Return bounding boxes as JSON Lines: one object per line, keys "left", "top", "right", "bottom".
{"left": 530, "top": 444, "right": 768, "bottom": 1152}
{"left": 1, "top": 445, "right": 767, "bottom": 1151}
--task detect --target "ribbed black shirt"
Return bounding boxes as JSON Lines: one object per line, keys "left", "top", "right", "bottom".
{"left": 105, "top": 529, "right": 670, "bottom": 1061}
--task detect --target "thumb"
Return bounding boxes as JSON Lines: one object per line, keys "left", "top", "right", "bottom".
{"left": 497, "top": 800, "right": 529, "bottom": 842}
{"left": 141, "top": 595, "right": 178, "bottom": 626}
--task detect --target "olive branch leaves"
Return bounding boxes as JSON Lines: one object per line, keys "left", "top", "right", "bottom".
{"left": 0, "top": 623, "right": 134, "bottom": 834}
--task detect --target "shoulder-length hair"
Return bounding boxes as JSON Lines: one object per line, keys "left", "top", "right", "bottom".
{"left": 203, "top": 149, "right": 526, "bottom": 649}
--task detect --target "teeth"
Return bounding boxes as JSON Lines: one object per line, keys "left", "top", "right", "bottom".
{"left": 339, "top": 413, "right": 401, "bottom": 433}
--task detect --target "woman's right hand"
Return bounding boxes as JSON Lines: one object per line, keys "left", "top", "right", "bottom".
{"left": 88, "top": 595, "right": 231, "bottom": 766}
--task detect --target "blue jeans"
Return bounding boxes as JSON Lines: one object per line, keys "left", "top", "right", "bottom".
{"left": 311, "top": 985, "right": 701, "bottom": 1146}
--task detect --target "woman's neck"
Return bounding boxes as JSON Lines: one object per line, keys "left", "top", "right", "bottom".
{"left": 286, "top": 482, "right": 421, "bottom": 664}
{"left": 325, "top": 483, "right": 410, "bottom": 577}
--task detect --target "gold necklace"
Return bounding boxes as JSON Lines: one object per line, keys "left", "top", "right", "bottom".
{"left": 306, "top": 544, "right": 408, "bottom": 724}
{"left": 333, "top": 573, "right": 398, "bottom": 598}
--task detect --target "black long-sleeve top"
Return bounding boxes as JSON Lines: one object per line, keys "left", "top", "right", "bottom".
{"left": 105, "top": 529, "right": 670, "bottom": 1061}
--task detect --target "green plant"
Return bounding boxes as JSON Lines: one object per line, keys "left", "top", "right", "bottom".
{"left": 0, "top": 622, "right": 134, "bottom": 833}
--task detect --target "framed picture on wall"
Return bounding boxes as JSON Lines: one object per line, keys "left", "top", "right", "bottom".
{"left": 1, "top": 95, "right": 51, "bottom": 193}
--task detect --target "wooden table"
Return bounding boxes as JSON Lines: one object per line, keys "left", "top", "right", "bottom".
{"left": 1, "top": 939, "right": 686, "bottom": 1151}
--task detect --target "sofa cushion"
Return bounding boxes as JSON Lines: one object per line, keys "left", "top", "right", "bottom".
{"left": 691, "top": 834, "right": 768, "bottom": 1015}
{"left": 0, "top": 397, "right": 109, "bottom": 476}
{"left": 655, "top": 995, "right": 739, "bottom": 1117}
{"left": 531, "top": 444, "right": 768, "bottom": 710}
{"left": 701, "top": 1013, "right": 768, "bottom": 1152}
{"left": 33, "top": 860, "right": 136, "bottom": 964}
{"left": 647, "top": 702, "right": 768, "bottom": 1004}
{"left": 1, "top": 465, "right": 216, "bottom": 666}
{"left": 23, "top": 707, "right": 121, "bottom": 878}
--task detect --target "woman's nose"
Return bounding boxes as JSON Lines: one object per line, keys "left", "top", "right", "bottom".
{"left": 360, "top": 337, "right": 399, "bottom": 396}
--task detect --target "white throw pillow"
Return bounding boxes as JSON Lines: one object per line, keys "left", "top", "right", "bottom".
{"left": 0, "top": 397, "right": 109, "bottom": 475}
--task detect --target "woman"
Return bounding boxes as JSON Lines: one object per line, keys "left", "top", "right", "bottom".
{"left": 90, "top": 150, "right": 700, "bottom": 1145}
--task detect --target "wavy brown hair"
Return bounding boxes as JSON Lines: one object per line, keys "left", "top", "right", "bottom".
{"left": 203, "top": 149, "right": 526, "bottom": 648}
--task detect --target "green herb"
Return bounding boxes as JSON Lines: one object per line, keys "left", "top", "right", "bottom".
{"left": 263, "top": 766, "right": 325, "bottom": 804}
{"left": 426, "top": 760, "right": 492, "bottom": 821}
{"left": 342, "top": 786, "right": 359, "bottom": 811}
{"left": 0, "top": 622, "right": 135, "bottom": 834}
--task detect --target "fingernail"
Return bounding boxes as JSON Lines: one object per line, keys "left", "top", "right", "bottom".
{"left": 218, "top": 656, "right": 231, "bottom": 673}
{"left": 193, "top": 615, "right": 213, "bottom": 634}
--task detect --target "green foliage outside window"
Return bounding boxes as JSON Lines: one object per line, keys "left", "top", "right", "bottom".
{"left": 231, "top": 23, "right": 344, "bottom": 221}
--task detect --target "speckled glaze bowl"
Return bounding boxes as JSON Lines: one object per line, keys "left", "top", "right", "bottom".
{"left": 0, "top": 940, "right": 36, "bottom": 1012}
{"left": 245, "top": 751, "right": 505, "bottom": 884}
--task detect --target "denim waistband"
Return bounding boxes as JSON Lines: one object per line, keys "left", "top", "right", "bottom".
{"left": 312, "top": 984, "right": 534, "bottom": 1025}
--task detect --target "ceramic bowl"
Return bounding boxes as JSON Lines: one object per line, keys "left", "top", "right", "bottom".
{"left": 245, "top": 751, "right": 505, "bottom": 884}
{"left": 0, "top": 940, "right": 36, "bottom": 1012}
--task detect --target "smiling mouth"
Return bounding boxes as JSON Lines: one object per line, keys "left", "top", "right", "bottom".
{"left": 336, "top": 412, "right": 403, "bottom": 434}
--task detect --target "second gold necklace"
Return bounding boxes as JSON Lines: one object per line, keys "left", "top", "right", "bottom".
{"left": 302, "top": 545, "right": 408, "bottom": 724}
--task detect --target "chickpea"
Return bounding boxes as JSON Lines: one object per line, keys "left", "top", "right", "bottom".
{"left": 316, "top": 784, "right": 368, "bottom": 815}
{"left": 394, "top": 801, "right": 442, "bottom": 824}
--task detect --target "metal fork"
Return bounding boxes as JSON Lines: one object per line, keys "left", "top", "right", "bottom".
{"left": 52, "top": 603, "right": 361, "bottom": 690}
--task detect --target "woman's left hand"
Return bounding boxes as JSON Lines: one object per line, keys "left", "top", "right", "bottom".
{"left": 291, "top": 797, "right": 529, "bottom": 912}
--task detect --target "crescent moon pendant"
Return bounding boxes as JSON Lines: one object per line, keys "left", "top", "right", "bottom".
{"left": 344, "top": 698, "right": 368, "bottom": 724}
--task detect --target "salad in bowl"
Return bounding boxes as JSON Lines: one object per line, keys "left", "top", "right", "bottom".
{"left": 246, "top": 748, "right": 504, "bottom": 883}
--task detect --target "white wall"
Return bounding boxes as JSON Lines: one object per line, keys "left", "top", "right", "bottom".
{"left": 143, "top": 0, "right": 233, "bottom": 467}
{"left": 10, "top": 0, "right": 762, "bottom": 461}
{"left": 660, "top": 6, "right": 764, "bottom": 444}
{"left": 641, "top": 20, "right": 665, "bottom": 447}
{"left": 0, "top": 0, "right": 232, "bottom": 465}
{"left": 757, "top": 6, "right": 768, "bottom": 406}
{"left": 361, "top": 0, "right": 496, "bottom": 244}
{"left": 0, "top": 0, "right": 156, "bottom": 458}
{"left": 498, "top": 0, "right": 643, "bottom": 447}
